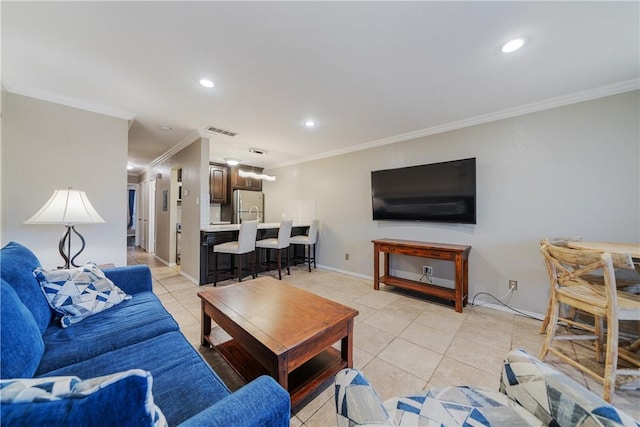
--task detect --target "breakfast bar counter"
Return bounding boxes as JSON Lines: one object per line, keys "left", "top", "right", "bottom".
{"left": 201, "top": 222, "right": 309, "bottom": 233}
{"left": 199, "top": 222, "right": 310, "bottom": 285}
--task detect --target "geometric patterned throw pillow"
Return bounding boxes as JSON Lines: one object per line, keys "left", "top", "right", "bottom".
{"left": 33, "top": 263, "right": 131, "bottom": 328}
{"left": 0, "top": 369, "right": 167, "bottom": 427}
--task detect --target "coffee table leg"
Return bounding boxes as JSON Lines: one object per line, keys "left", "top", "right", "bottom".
{"left": 274, "top": 356, "right": 288, "bottom": 391}
{"left": 341, "top": 319, "right": 354, "bottom": 368}
{"left": 201, "top": 301, "right": 212, "bottom": 347}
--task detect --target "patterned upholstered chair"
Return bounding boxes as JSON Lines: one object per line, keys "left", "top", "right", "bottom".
{"left": 335, "top": 349, "right": 638, "bottom": 427}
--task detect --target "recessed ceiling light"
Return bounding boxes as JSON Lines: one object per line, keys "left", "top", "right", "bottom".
{"left": 501, "top": 38, "right": 525, "bottom": 53}
{"left": 199, "top": 79, "right": 215, "bottom": 88}
{"left": 158, "top": 125, "right": 172, "bottom": 131}
{"left": 304, "top": 120, "right": 316, "bottom": 127}
{"left": 127, "top": 165, "right": 134, "bottom": 170}
{"left": 224, "top": 158, "right": 241, "bottom": 166}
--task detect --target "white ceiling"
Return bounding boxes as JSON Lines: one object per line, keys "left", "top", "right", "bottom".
{"left": 3, "top": 2, "right": 639, "bottom": 174}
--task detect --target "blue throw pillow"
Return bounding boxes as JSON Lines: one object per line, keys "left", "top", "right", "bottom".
{"left": 0, "top": 280, "right": 45, "bottom": 379}
{"left": 0, "top": 369, "right": 166, "bottom": 426}
{"left": 33, "top": 263, "right": 132, "bottom": 328}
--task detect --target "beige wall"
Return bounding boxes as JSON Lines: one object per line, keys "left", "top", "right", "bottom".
{"left": 1, "top": 93, "right": 129, "bottom": 267}
{"left": 140, "top": 136, "right": 209, "bottom": 283}
{"left": 264, "top": 91, "right": 640, "bottom": 314}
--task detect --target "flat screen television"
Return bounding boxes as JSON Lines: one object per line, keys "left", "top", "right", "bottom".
{"left": 371, "top": 157, "right": 476, "bottom": 224}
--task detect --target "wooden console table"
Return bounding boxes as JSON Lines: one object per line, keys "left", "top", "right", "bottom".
{"left": 372, "top": 238, "right": 471, "bottom": 313}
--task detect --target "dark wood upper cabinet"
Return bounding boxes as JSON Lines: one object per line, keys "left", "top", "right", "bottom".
{"left": 209, "top": 163, "right": 228, "bottom": 204}
{"left": 230, "top": 165, "right": 263, "bottom": 191}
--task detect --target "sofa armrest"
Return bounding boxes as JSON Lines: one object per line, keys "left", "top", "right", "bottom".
{"left": 335, "top": 368, "right": 393, "bottom": 427}
{"left": 102, "top": 265, "right": 153, "bottom": 295}
{"left": 176, "top": 376, "right": 290, "bottom": 427}
{"left": 501, "top": 349, "right": 637, "bottom": 427}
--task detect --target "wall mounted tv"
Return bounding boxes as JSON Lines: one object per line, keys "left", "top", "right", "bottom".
{"left": 371, "top": 157, "right": 476, "bottom": 224}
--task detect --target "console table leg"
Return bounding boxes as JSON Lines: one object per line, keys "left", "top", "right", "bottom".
{"left": 373, "top": 249, "right": 380, "bottom": 290}
{"left": 383, "top": 252, "right": 390, "bottom": 277}
{"left": 463, "top": 258, "right": 469, "bottom": 307}
{"left": 455, "top": 254, "right": 463, "bottom": 313}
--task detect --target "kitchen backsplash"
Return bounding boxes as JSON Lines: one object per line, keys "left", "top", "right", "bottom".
{"left": 209, "top": 204, "right": 221, "bottom": 223}
{"left": 283, "top": 200, "right": 316, "bottom": 223}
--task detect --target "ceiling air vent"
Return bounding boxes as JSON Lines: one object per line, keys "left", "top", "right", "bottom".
{"left": 249, "top": 147, "right": 267, "bottom": 155}
{"left": 205, "top": 125, "right": 237, "bottom": 137}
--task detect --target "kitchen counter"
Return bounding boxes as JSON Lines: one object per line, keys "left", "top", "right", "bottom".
{"left": 199, "top": 223, "right": 311, "bottom": 285}
{"left": 201, "top": 222, "right": 309, "bottom": 232}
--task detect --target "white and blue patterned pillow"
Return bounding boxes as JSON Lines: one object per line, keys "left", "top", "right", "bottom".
{"left": 34, "top": 263, "right": 131, "bottom": 328}
{"left": 0, "top": 369, "right": 167, "bottom": 427}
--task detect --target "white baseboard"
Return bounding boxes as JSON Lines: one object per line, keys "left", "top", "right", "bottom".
{"left": 470, "top": 301, "right": 545, "bottom": 321}
{"left": 151, "top": 254, "right": 198, "bottom": 285}
{"left": 316, "top": 264, "right": 545, "bottom": 320}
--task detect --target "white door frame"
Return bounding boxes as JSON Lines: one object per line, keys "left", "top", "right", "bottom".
{"left": 140, "top": 179, "right": 156, "bottom": 253}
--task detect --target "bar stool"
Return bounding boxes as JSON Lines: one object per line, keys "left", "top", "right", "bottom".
{"left": 212, "top": 220, "right": 258, "bottom": 286}
{"left": 255, "top": 219, "right": 293, "bottom": 280}
{"left": 290, "top": 219, "right": 318, "bottom": 272}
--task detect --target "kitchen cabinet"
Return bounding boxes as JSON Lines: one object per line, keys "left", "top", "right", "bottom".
{"left": 209, "top": 163, "right": 228, "bottom": 204}
{"left": 230, "top": 165, "right": 263, "bottom": 191}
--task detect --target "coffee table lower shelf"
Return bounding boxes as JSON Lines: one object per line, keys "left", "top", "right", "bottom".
{"left": 215, "top": 339, "right": 346, "bottom": 408}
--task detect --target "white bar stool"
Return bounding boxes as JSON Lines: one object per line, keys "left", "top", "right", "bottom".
{"left": 212, "top": 220, "right": 258, "bottom": 285}
{"left": 255, "top": 219, "right": 293, "bottom": 280}
{"left": 289, "top": 219, "right": 319, "bottom": 272}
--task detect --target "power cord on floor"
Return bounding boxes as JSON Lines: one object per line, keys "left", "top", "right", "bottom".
{"left": 471, "top": 291, "right": 539, "bottom": 321}
{"left": 472, "top": 288, "right": 513, "bottom": 306}
{"left": 418, "top": 273, "right": 433, "bottom": 284}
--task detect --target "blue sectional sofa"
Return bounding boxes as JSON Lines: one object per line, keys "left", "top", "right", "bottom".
{"left": 0, "top": 242, "right": 290, "bottom": 426}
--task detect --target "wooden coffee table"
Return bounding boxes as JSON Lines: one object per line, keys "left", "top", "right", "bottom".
{"left": 198, "top": 276, "right": 358, "bottom": 408}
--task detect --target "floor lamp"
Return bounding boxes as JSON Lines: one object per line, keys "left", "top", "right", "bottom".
{"left": 24, "top": 189, "right": 105, "bottom": 269}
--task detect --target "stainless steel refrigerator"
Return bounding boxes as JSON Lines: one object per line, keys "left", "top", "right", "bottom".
{"left": 232, "top": 190, "right": 264, "bottom": 223}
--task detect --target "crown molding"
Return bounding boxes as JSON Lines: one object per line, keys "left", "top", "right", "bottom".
{"left": 267, "top": 78, "right": 639, "bottom": 169}
{"left": 3, "top": 81, "right": 136, "bottom": 121}
{"left": 139, "top": 130, "right": 204, "bottom": 176}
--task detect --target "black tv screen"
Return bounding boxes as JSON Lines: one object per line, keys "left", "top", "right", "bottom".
{"left": 371, "top": 157, "right": 476, "bottom": 224}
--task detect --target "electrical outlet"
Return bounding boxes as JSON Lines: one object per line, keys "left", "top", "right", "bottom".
{"left": 509, "top": 280, "right": 518, "bottom": 290}
{"left": 422, "top": 265, "right": 433, "bottom": 275}
{"left": 344, "top": 253, "right": 349, "bottom": 261}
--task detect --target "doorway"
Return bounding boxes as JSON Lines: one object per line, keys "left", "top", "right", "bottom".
{"left": 127, "top": 184, "right": 137, "bottom": 247}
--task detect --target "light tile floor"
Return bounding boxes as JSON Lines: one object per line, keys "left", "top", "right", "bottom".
{"left": 127, "top": 247, "right": 639, "bottom": 425}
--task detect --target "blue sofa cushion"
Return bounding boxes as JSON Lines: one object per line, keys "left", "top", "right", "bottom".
{"left": 0, "top": 280, "right": 45, "bottom": 379}
{"left": 41, "top": 331, "right": 231, "bottom": 426}
{"left": 0, "top": 369, "right": 167, "bottom": 427}
{"left": 36, "top": 291, "right": 179, "bottom": 375}
{"left": 0, "top": 242, "right": 52, "bottom": 332}
{"left": 33, "top": 263, "right": 131, "bottom": 328}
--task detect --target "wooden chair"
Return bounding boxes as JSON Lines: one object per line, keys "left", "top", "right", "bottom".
{"left": 538, "top": 237, "right": 583, "bottom": 334}
{"left": 539, "top": 242, "right": 640, "bottom": 402}
{"left": 212, "top": 220, "right": 258, "bottom": 285}
{"left": 255, "top": 219, "right": 293, "bottom": 280}
{"left": 289, "top": 219, "right": 319, "bottom": 272}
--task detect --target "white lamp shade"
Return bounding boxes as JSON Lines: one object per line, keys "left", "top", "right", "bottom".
{"left": 25, "top": 189, "right": 105, "bottom": 225}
